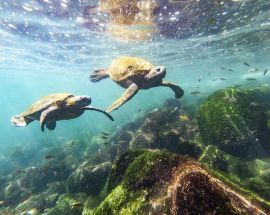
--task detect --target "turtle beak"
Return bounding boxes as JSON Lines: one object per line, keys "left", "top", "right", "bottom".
{"left": 82, "top": 106, "right": 114, "bottom": 121}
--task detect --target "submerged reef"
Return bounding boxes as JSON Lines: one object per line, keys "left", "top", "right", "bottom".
{"left": 94, "top": 150, "right": 267, "bottom": 215}
{"left": 67, "top": 161, "right": 111, "bottom": 196}
{"left": 197, "top": 86, "right": 270, "bottom": 200}
{"left": 1, "top": 86, "right": 270, "bottom": 214}
{"left": 109, "top": 98, "right": 202, "bottom": 159}
{"left": 197, "top": 86, "right": 270, "bottom": 159}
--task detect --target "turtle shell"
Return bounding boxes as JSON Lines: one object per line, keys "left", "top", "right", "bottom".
{"left": 108, "top": 56, "right": 153, "bottom": 82}
{"left": 22, "top": 93, "right": 73, "bottom": 118}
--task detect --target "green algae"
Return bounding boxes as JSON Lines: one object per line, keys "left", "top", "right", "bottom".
{"left": 197, "top": 87, "right": 270, "bottom": 159}
{"left": 94, "top": 150, "right": 183, "bottom": 215}
{"left": 93, "top": 185, "right": 146, "bottom": 215}
{"left": 200, "top": 145, "right": 270, "bottom": 202}
{"left": 207, "top": 168, "right": 270, "bottom": 212}
{"left": 108, "top": 149, "right": 147, "bottom": 191}
{"left": 122, "top": 150, "right": 180, "bottom": 190}
{"left": 95, "top": 149, "right": 269, "bottom": 214}
{"left": 45, "top": 193, "right": 86, "bottom": 215}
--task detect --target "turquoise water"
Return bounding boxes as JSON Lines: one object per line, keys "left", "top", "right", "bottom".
{"left": 1, "top": 0, "right": 270, "bottom": 213}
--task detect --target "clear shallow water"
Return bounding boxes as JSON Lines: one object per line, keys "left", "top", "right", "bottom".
{"left": 0, "top": 0, "right": 270, "bottom": 170}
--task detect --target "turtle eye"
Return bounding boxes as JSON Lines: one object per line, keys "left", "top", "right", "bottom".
{"left": 156, "top": 67, "right": 160, "bottom": 72}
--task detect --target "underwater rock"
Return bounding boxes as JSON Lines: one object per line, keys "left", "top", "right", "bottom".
{"left": 199, "top": 145, "right": 270, "bottom": 200}
{"left": 4, "top": 178, "right": 30, "bottom": 205}
{"left": 107, "top": 99, "right": 201, "bottom": 160}
{"left": 9, "top": 145, "right": 41, "bottom": 169}
{"left": 94, "top": 149, "right": 268, "bottom": 214}
{"left": 15, "top": 191, "right": 59, "bottom": 213}
{"left": 108, "top": 149, "right": 146, "bottom": 192}
{"left": 0, "top": 175, "right": 8, "bottom": 200}
{"left": 43, "top": 193, "right": 86, "bottom": 215}
{"left": 4, "top": 163, "right": 71, "bottom": 204}
{"left": 128, "top": 99, "right": 202, "bottom": 157}
{"left": 197, "top": 87, "right": 270, "bottom": 159}
{"left": 67, "top": 161, "right": 112, "bottom": 196}
{"left": 45, "top": 181, "right": 66, "bottom": 195}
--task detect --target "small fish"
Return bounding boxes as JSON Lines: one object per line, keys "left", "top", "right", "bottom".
{"left": 211, "top": 78, "right": 217, "bottom": 81}
{"left": 220, "top": 66, "right": 226, "bottom": 70}
{"left": 234, "top": 84, "right": 244, "bottom": 88}
{"left": 208, "top": 72, "right": 211, "bottom": 77}
{"left": 103, "top": 142, "right": 110, "bottom": 146}
{"left": 246, "top": 78, "right": 256, "bottom": 81}
{"left": 248, "top": 68, "right": 259, "bottom": 72}
{"left": 228, "top": 68, "right": 234, "bottom": 72}
{"left": 190, "top": 91, "right": 201, "bottom": 95}
{"left": 137, "top": 108, "right": 141, "bottom": 113}
{"left": 249, "top": 101, "right": 259, "bottom": 108}
{"left": 101, "top": 136, "right": 109, "bottom": 140}
{"left": 25, "top": 208, "right": 38, "bottom": 215}
{"left": 44, "top": 155, "right": 53, "bottom": 159}
{"left": 225, "top": 114, "right": 231, "bottom": 119}
{"left": 179, "top": 114, "right": 189, "bottom": 121}
{"left": 102, "top": 132, "right": 110, "bottom": 136}
{"left": 21, "top": 192, "right": 32, "bottom": 202}
{"left": 69, "top": 140, "right": 77, "bottom": 146}
{"left": 170, "top": 107, "right": 178, "bottom": 114}
{"left": 118, "top": 140, "right": 128, "bottom": 144}
{"left": 244, "top": 62, "right": 251, "bottom": 66}
{"left": 0, "top": 200, "right": 5, "bottom": 206}
{"left": 198, "top": 76, "right": 202, "bottom": 82}
{"left": 264, "top": 69, "right": 268, "bottom": 75}
{"left": 220, "top": 77, "right": 227, "bottom": 81}
{"left": 71, "top": 202, "right": 83, "bottom": 208}
{"left": 207, "top": 18, "right": 216, "bottom": 25}
{"left": 15, "top": 169, "right": 25, "bottom": 174}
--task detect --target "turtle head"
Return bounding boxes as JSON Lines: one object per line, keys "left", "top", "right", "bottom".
{"left": 67, "top": 96, "right": 91, "bottom": 109}
{"left": 145, "top": 66, "right": 166, "bottom": 84}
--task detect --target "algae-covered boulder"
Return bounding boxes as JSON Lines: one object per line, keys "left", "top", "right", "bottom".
{"left": 197, "top": 87, "right": 270, "bottom": 158}
{"left": 44, "top": 193, "right": 86, "bottom": 215}
{"left": 94, "top": 150, "right": 268, "bottom": 215}
{"left": 111, "top": 99, "right": 202, "bottom": 158}
{"left": 4, "top": 163, "right": 71, "bottom": 204}
{"left": 199, "top": 144, "right": 270, "bottom": 200}
{"left": 15, "top": 191, "right": 59, "bottom": 213}
{"left": 67, "top": 161, "right": 111, "bottom": 196}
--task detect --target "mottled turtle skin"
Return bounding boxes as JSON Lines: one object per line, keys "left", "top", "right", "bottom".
{"left": 11, "top": 93, "right": 113, "bottom": 132}
{"left": 90, "top": 56, "right": 184, "bottom": 112}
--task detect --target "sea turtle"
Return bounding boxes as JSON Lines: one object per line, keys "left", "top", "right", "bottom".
{"left": 90, "top": 56, "right": 184, "bottom": 112}
{"left": 11, "top": 93, "right": 114, "bottom": 132}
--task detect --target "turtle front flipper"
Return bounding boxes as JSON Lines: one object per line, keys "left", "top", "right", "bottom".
{"left": 40, "top": 106, "right": 58, "bottom": 132}
{"left": 107, "top": 83, "right": 139, "bottom": 113}
{"left": 90, "top": 69, "right": 109, "bottom": 82}
{"left": 82, "top": 106, "right": 114, "bottom": 121}
{"left": 11, "top": 115, "right": 33, "bottom": 127}
{"left": 161, "top": 81, "right": 184, "bottom": 98}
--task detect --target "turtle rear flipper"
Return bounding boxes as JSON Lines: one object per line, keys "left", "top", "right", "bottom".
{"left": 90, "top": 69, "right": 109, "bottom": 82}
{"left": 40, "top": 106, "right": 58, "bottom": 132}
{"left": 107, "top": 83, "right": 139, "bottom": 113}
{"left": 46, "top": 121, "right": 56, "bottom": 130}
{"left": 11, "top": 115, "right": 33, "bottom": 127}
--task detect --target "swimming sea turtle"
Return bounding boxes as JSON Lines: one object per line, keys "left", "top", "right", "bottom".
{"left": 90, "top": 56, "right": 184, "bottom": 112}
{"left": 11, "top": 93, "right": 114, "bottom": 132}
